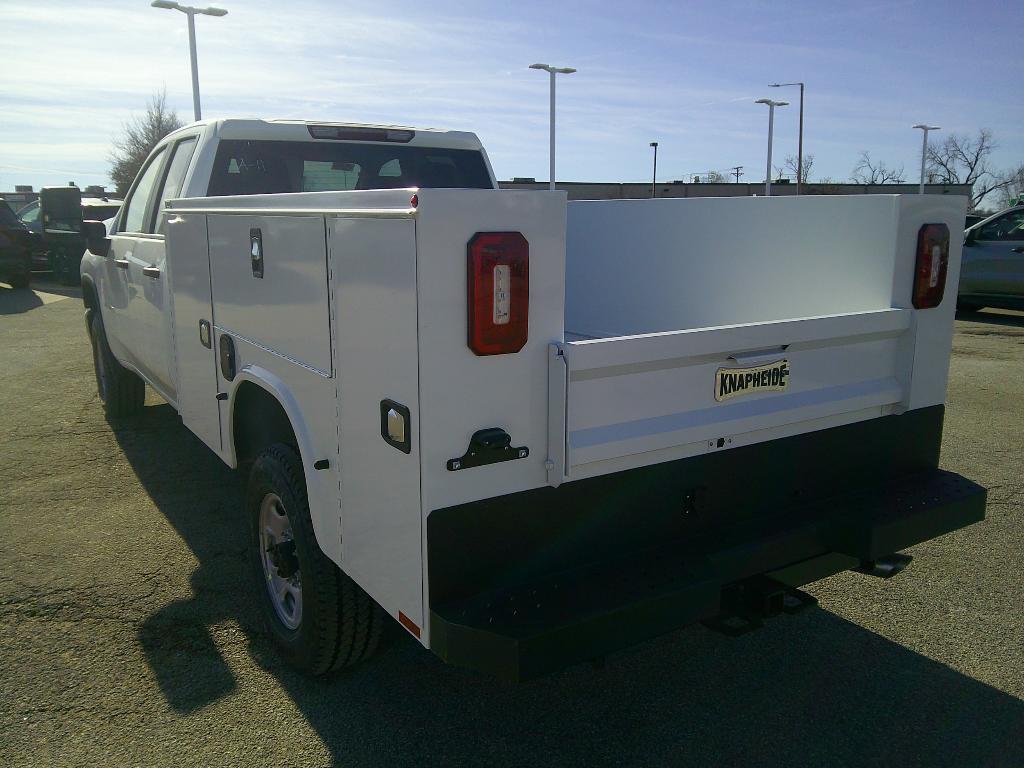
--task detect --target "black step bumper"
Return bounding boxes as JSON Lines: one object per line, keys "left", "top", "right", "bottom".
{"left": 427, "top": 407, "right": 986, "bottom": 682}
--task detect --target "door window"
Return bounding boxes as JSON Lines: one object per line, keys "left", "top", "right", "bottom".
{"left": 155, "top": 137, "right": 198, "bottom": 233}
{"left": 121, "top": 147, "right": 167, "bottom": 234}
{"left": 18, "top": 201, "right": 40, "bottom": 224}
{"left": 978, "top": 210, "right": 1024, "bottom": 241}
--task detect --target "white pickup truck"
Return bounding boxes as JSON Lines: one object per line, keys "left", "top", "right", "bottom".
{"left": 80, "top": 118, "right": 986, "bottom": 681}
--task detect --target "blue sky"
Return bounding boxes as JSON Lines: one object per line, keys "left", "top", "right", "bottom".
{"left": 1, "top": 0, "right": 1020, "bottom": 193}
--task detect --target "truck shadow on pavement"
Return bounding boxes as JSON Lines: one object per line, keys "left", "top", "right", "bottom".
{"left": 0, "top": 278, "right": 81, "bottom": 315}
{"left": 0, "top": 284, "right": 43, "bottom": 314}
{"left": 956, "top": 308, "right": 1024, "bottom": 328}
{"left": 119, "top": 403, "right": 1024, "bottom": 768}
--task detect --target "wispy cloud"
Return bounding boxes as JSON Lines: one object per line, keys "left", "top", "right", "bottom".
{"left": 0, "top": 0, "right": 1019, "bottom": 191}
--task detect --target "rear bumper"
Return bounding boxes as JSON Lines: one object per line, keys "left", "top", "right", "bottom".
{"left": 427, "top": 407, "right": 986, "bottom": 681}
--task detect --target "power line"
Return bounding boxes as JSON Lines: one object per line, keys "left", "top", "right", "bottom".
{"left": 731, "top": 166, "right": 744, "bottom": 183}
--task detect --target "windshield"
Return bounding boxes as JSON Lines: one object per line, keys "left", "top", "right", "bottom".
{"left": 208, "top": 139, "right": 493, "bottom": 197}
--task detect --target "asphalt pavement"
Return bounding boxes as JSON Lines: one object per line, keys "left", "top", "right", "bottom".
{"left": 1, "top": 276, "right": 1022, "bottom": 767}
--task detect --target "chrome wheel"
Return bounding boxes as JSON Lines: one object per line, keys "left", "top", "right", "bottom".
{"left": 259, "top": 492, "right": 302, "bottom": 630}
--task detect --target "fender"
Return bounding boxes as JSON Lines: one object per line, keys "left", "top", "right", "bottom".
{"left": 226, "top": 365, "right": 342, "bottom": 564}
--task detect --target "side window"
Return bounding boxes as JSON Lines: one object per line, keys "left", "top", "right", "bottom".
{"left": 121, "top": 147, "right": 167, "bottom": 234}
{"left": 19, "top": 202, "right": 40, "bottom": 224}
{"left": 155, "top": 137, "right": 198, "bottom": 233}
{"left": 978, "top": 210, "right": 1024, "bottom": 242}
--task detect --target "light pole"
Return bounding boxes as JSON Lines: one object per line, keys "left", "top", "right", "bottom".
{"left": 755, "top": 98, "right": 788, "bottom": 197}
{"left": 650, "top": 142, "right": 658, "bottom": 198}
{"left": 769, "top": 82, "right": 804, "bottom": 194}
{"left": 529, "top": 63, "right": 576, "bottom": 191}
{"left": 913, "top": 124, "right": 940, "bottom": 194}
{"left": 151, "top": 1, "right": 228, "bottom": 121}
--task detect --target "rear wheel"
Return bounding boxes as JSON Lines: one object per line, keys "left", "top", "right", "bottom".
{"left": 88, "top": 310, "right": 145, "bottom": 418}
{"left": 248, "top": 444, "right": 385, "bottom": 674}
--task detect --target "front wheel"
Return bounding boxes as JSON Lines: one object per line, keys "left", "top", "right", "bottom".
{"left": 248, "top": 444, "right": 384, "bottom": 674}
{"left": 88, "top": 309, "right": 145, "bottom": 418}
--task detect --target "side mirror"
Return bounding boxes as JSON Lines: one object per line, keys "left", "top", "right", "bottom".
{"left": 81, "top": 220, "right": 110, "bottom": 258}
{"left": 964, "top": 228, "right": 976, "bottom": 246}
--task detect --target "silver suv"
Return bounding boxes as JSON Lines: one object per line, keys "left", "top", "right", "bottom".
{"left": 959, "top": 205, "right": 1024, "bottom": 311}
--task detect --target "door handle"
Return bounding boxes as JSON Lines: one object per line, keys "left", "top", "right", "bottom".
{"left": 114, "top": 259, "right": 130, "bottom": 270}
{"left": 1012, "top": 246, "right": 1024, "bottom": 253}
{"left": 142, "top": 266, "right": 161, "bottom": 279}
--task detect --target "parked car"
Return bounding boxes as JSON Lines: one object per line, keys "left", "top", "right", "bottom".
{"left": 0, "top": 199, "right": 35, "bottom": 289}
{"left": 16, "top": 195, "right": 122, "bottom": 273}
{"left": 959, "top": 204, "right": 1024, "bottom": 311}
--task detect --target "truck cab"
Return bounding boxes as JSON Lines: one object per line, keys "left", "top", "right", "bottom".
{"left": 84, "top": 118, "right": 497, "bottom": 405}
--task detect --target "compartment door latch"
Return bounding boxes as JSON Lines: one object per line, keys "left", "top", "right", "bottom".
{"left": 447, "top": 428, "right": 528, "bottom": 471}
{"left": 250, "top": 228, "right": 264, "bottom": 279}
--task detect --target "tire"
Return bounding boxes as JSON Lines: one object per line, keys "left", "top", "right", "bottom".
{"left": 8, "top": 270, "right": 30, "bottom": 289}
{"left": 248, "top": 444, "right": 384, "bottom": 675}
{"left": 52, "top": 246, "right": 78, "bottom": 286}
{"left": 88, "top": 309, "right": 145, "bottom": 418}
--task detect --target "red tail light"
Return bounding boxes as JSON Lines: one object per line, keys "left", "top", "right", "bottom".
{"left": 912, "top": 223, "right": 950, "bottom": 309}
{"left": 467, "top": 232, "right": 529, "bottom": 355}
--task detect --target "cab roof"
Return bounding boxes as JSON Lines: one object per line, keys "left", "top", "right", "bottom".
{"left": 165, "top": 118, "right": 484, "bottom": 152}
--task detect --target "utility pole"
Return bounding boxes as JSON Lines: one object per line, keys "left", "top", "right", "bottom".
{"left": 913, "top": 124, "right": 941, "bottom": 194}
{"left": 151, "top": 1, "right": 229, "bottom": 122}
{"left": 529, "top": 63, "right": 577, "bottom": 191}
{"left": 650, "top": 142, "right": 658, "bottom": 198}
{"left": 731, "top": 165, "right": 744, "bottom": 183}
{"left": 755, "top": 98, "right": 788, "bottom": 196}
{"left": 769, "top": 82, "right": 805, "bottom": 194}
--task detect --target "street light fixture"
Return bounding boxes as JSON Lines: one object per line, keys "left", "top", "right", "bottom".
{"left": 151, "top": 1, "right": 229, "bottom": 121}
{"left": 529, "top": 63, "right": 576, "bottom": 192}
{"left": 912, "top": 124, "right": 941, "bottom": 194}
{"left": 650, "top": 141, "right": 658, "bottom": 198}
{"left": 755, "top": 98, "right": 788, "bottom": 197}
{"left": 769, "top": 82, "right": 805, "bottom": 194}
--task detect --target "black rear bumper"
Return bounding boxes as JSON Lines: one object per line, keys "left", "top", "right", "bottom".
{"left": 427, "top": 407, "right": 986, "bottom": 681}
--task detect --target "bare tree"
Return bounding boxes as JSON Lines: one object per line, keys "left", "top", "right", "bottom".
{"left": 993, "top": 167, "right": 1024, "bottom": 209}
{"left": 108, "top": 89, "right": 184, "bottom": 196}
{"left": 705, "top": 170, "right": 728, "bottom": 183}
{"left": 927, "top": 129, "right": 1022, "bottom": 210}
{"left": 850, "top": 151, "right": 905, "bottom": 184}
{"left": 783, "top": 153, "right": 814, "bottom": 183}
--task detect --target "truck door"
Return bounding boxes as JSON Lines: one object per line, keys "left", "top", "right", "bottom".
{"left": 118, "top": 136, "right": 199, "bottom": 404}
{"left": 165, "top": 212, "right": 225, "bottom": 456}
{"left": 108, "top": 145, "right": 167, "bottom": 380}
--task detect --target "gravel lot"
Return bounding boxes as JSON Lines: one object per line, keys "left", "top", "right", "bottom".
{"left": 1, "top": 276, "right": 1022, "bottom": 767}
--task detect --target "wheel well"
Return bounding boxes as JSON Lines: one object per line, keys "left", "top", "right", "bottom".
{"left": 81, "top": 276, "right": 99, "bottom": 312}
{"left": 232, "top": 382, "right": 299, "bottom": 467}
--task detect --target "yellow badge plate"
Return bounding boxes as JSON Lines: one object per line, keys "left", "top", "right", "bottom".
{"left": 715, "top": 359, "right": 790, "bottom": 402}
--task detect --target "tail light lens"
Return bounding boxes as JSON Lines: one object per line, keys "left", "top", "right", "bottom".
{"left": 467, "top": 232, "right": 529, "bottom": 355}
{"left": 912, "top": 223, "right": 950, "bottom": 309}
